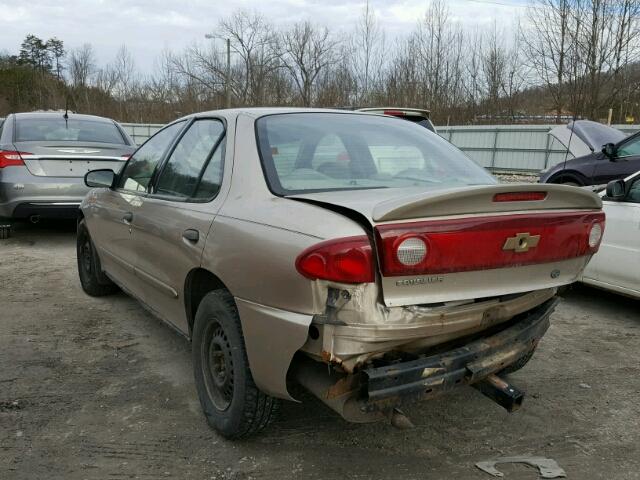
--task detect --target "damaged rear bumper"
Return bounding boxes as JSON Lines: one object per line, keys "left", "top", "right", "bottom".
{"left": 292, "top": 297, "right": 558, "bottom": 422}
{"left": 363, "top": 297, "right": 557, "bottom": 411}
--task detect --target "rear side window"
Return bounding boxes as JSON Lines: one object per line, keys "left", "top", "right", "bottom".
{"left": 118, "top": 121, "right": 185, "bottom": 192}
{"left": 154, "top": 119, "right": 225, "bottom": 199}
{"left": 15, "top": 117, "right": 126, "bottom": 144}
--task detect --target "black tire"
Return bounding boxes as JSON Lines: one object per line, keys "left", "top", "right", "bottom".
{"left": 0, "top": 222, "right": 11, "bottom": 239}
{"left": 500, "top": 348, "right": 536, "bottom": 375}
{"left": 550, "top": 174, "right": 585, "bottom": 187}
{"left": 192, "top": 290, "right": 278, "bottom": 439}
{"left": 77, "top": 219, "right": 119, "bottom": 296}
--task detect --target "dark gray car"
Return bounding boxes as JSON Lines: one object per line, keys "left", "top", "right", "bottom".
{"left": 0, "top": 112, "right": 136, "bottom": 222}
{"left": 540, "top": 120, "right": 640, "bottom": 186}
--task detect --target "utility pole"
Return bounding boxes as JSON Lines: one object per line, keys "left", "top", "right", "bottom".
{"left": 226, "top": 38, "right": 231, "bottom": 109}
{"left": 204, "top": 34, "right": 232, "bottom": 109}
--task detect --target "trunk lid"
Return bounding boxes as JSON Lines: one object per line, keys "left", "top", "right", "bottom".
{"left": 291, "top": 184, "right": 604, "bottom": 307}
{"left": 14, "top": 141, "right": 134, "bottom": 178}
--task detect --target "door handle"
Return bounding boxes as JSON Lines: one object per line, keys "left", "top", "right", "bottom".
{"left": 182, "top": 229, "right": 199, "bottom": 243}
{"left": 122, "top": 212, "right": 133, "bottom": 224}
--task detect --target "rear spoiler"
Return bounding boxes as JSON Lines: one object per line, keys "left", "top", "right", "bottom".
{"left": 373, "top": 184, "right": 602, "bottom": 222}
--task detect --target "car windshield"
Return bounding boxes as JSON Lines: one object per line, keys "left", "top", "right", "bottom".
{"left": 15, "top": 117, "right": 126, "bottom": 144}
{"left": 256, "top": 113, "right": 495, "bottom": 194}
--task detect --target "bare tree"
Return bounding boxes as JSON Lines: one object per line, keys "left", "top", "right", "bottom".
{"left": 523, "top": 0, "right": 574, "bottom": 121}
{"left": 67, "top": 44, "right": 95, "bottom": 88}
{"left": 280, "top": 21, "right": 339, "bottom": 106}
{"left": 350, "top": 1, "right": 386, "bottom": 104}
{"left": 214, "top": 11, "right": 281, "bottom": 105}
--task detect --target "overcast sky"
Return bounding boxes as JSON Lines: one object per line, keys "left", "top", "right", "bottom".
{"left": 1, "top": 0, "right": 528, "bottom": 73}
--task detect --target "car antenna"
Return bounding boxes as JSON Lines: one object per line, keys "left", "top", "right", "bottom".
{"left": 562, "top": 114, "right": 576, "bottom": 173}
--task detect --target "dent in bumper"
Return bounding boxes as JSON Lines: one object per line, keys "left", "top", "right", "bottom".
{"left": 363, "top": 297, "right": 557, "bottom": 410}
{"left": 302, "top": 287, "right": 556, "bottom": 372}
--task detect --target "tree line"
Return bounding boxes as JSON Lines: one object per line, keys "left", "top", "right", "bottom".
{"left": 1, "top": 0, "right": 640, "bottom": 125}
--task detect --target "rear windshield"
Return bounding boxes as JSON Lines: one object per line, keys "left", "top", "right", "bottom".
{"left": 256, "top": 113, "right": 495, "bottom": 194}
{"left": 15, "top": 118, "right": 126, "bottom": 144}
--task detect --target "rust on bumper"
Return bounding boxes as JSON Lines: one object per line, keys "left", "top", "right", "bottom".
{"left": 362, "top": 297, "right": 558, "bottom": 412}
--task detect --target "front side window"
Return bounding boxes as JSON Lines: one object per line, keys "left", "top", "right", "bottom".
{"left": 256, "top": 113, "right": 495, "bottom": 194}
{"left": 617, "top": 135, "right": 640, "bottom": 158}
{"left": 155, "top": 119, "right": 225, "bottom": 199}
{"left": 627, "top": 177, "right": 640, "bottom": 204}
{"left": 15, "top": 117, "right": 127, "bottom": 144}
{"left": 118, "top": 121, "right": 185, "bottom": 192}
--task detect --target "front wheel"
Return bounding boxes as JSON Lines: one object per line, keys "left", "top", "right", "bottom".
{"left": 192, "top": 290, "right": 279, "bottom": 439}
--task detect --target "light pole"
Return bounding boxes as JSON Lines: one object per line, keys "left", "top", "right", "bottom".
{"left": 204, "top": 35, "right": 231, "bottom": 109}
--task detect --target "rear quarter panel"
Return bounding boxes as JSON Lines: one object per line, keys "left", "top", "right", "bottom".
{"left": 203, "top": 113, "right": 366, "bottom": 314}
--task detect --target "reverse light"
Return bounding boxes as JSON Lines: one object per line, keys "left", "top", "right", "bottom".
{"left": 0, "top": 150, "right": 29, "bottom": 168}
{"left": 396, "top": 237, "right": 427, "bottom": 266}
{"left": 588, "top": 223, "right": 603, "bottom": 248}
{"left": 493, "top": 192, "right": 547, "bottom": 202}
{"left": 295, "top": 236, "right": 374, "bottom": 284}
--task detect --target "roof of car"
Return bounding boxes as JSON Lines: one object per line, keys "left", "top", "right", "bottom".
{"left": 12, "top": 112, "right": 117, "bottom": 123}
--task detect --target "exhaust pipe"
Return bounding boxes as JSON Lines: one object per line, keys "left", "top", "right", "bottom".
{"left": 290, "top": 355, "right": 387, "bottom": 424}
{"left": 473, "top": 374, "right": 524, "bottom": 413}
{"left": 29, "top": 215, "right": 40, "bottom": 224}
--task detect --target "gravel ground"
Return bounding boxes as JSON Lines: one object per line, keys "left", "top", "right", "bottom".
{"left": 1, "top": 221, "right": 639, "bottom": 480}
{"left": 495, "top": 173, "right": 540, "bottom": 184}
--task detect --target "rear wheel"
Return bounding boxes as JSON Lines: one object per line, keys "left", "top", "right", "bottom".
{"left": 192, "top": 290, "right": 279, "bottom": 439}
{"left": 77, "top": 219, "right": 119, "bottom": 296}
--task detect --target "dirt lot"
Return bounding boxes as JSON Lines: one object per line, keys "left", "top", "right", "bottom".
{"left": 1, "top": 221, "right": 639, "bottom": 480}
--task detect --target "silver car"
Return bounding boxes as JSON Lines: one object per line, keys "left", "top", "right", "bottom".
{"left": 0, "top": 112, "right": 135, "bottom": 223}
{"left": 77, "top": 108, "right": 604, "bottom": 438}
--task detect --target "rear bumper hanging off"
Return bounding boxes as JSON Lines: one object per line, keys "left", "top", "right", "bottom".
{"left": 362, "top": 297, "right": 558, "bottom": 411}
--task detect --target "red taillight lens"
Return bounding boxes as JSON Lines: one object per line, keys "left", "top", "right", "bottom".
{"left": 295, "top": 236, "right": 374, "bottom": 283}
{"left": 376, "top": 212, "right": 605, "bottom": 277}
{"left": 493, "top": 192, "right": 547, "bottom": 202}
{"left": 0, "top": 150, "right": 29, "bottom": 168}
{"left": 383, "top": 110, "right": 405, "bottom": 116}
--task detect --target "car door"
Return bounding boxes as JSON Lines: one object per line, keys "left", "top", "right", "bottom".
{"left": 593, "top": 133, "right": 640, "bottom": 184}
{"left": 584, "top": 175, "right": 640, "bottom": 295}
{"left": 88, "top": 121, "right": 187, "bottom": 297}
{"left": 131, "top": 118, "right": 228, "bottom": 334}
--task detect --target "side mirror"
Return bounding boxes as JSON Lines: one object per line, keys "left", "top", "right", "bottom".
{"left": 602, "top": 143, "right": 617, "bottom": 160}
{"left": 605, "top": 179, "right": 626, "bottom": 200}
{"left": 85, "top": 169, "right": 116, "bottom": 188}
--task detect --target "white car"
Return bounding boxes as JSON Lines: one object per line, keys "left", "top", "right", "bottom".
{"left": 581, "top": 170, "right": 640, "bottom": 298}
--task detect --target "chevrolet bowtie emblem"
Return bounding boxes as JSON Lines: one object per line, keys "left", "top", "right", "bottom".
{"left": 503, "top": 232, "right": 540, "bottom": 253}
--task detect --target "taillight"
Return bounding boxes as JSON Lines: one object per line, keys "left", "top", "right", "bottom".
{"left": 383, "top": 110, "right": 405, "bottom": 116}
{"left": 493, "top": 192, "right": 547, "bottom": 202}
{"left": 295, "top": 236, "right": 374, "bottom": 283}
{"left": 121, "top": 154, "right": 131, "bottom": 160}
{"left": 0, "top": 150, "right": 29, "bottom": 168}
{"left": 375, "top": 212, "right": 605, "bottom": 277}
